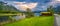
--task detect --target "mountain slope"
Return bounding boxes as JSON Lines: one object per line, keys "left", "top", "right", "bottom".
{"left": 0, "top": 1, "right": 20, "bottom": 13}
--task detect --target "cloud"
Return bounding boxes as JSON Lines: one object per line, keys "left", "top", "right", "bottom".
{"left": 4, "top": 0, "right": 60, "bottom": 11}
{"left": 0, "top": 0, "right": 4, "bottom": 1}
{"left": 44, "top": 0, "right": 60, "bottom": 8}
{"left": 11, "top": 2, "right": 38, "bottom": 11}
{"left": 55, "top": 0, "right": 60, "bottom": 1}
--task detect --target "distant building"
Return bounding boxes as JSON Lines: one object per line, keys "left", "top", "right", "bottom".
{"left": 41, "top": 12, "right": 52, "bottom": 16}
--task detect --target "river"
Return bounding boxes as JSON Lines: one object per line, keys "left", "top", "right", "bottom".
{"left": 0, "top": 13, "right": 40, "bottom": 22}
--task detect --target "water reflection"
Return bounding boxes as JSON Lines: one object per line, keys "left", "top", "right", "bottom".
{"left": 12, "top": 15, "right": 26, "bottom": 21}
{"left": 34, "top": 13, "right": 41, "bottom": 16}
{"left": 0, "top": 13, "right": 40, "bottom": 22}
{"left": 0, "top": 15, "right": 26, "bottom": 22}
{"left": 0, "top": 16, "right": 9, "bottom": 22}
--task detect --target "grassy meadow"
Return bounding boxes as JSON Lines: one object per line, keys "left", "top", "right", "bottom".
{"left": 4, "top": 16, "right": 54, "bottom": 26}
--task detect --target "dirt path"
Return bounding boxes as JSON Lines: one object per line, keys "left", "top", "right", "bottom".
{"left": 54, "top": 14, "right": 60, "bottom": 26}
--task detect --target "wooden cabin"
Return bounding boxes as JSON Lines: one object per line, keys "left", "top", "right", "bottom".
{"left": 41, "top": 12, "right": 52, "bottom": 16}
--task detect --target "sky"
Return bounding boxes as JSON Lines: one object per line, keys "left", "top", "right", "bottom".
{"left": 0, "top": 0, "right": 60, "bottom": 11}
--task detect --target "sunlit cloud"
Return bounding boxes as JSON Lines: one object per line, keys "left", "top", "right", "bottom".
{"left": 13, "top": 2, "right": 38, "bottom": 11}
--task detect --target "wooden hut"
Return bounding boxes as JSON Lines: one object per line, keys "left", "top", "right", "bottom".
{"left": 41, "top": 12, "right": 52, "bottom": 16}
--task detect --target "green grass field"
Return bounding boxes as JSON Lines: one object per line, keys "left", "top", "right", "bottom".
{"left": 4, "top": 16, "right": 54, "bottom": 26}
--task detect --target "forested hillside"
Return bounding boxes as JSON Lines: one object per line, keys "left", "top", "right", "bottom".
{"left": 0, "top": 1, "right": 20, "bottom": 13}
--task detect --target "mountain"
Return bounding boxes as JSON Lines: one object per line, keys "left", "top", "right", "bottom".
{"left": 0, "top": 1, "right": 20, "bottom": 13}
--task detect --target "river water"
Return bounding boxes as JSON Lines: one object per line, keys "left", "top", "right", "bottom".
{"left": 0, "top": 13, "right": 40, "bottom": 22}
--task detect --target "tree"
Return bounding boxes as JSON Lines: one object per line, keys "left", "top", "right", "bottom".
{"left": 47, "top": 6, "right": 54, "bottom": 15}
{"left": 26, "top": 8, "right": 34, "bottom": 18}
